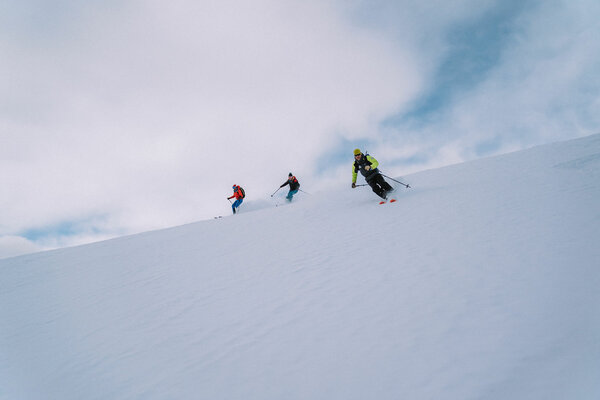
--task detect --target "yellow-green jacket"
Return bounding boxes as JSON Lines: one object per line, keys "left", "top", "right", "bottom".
{"left": 352, "top": 154, "right": 380, "bottom": 183}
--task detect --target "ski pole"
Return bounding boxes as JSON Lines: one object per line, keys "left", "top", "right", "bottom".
{"left": 381, "top": 174, "right": 411, "bottom": 188}
{"left": 354, "top": 184, "right": 369, "bottom": 187}
{"left": 270, "top": 187, "right": 281, "bottom": 197}
{"left": 299, "top": 189, "right": 311, "bottom": 195}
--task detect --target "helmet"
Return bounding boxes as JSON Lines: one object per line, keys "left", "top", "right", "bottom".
{"left": 353, "top": 148, "right": 361, "bottom": 156}
{"left": 288, "top": 172, "right": 293, "bottom": 177}
{"left": 232, "top": 185, "right": 237, "bottom": 189}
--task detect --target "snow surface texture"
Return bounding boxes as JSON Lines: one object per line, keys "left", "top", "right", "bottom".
{"left": 1, "top": 135, "right": 599, "bottom": 400}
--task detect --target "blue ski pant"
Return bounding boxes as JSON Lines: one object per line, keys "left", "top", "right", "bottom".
{"left": 232, "top": 198, "right": 243, "bottom": 211}
{"left": 286, "top": 190, "right": 298, "bottom": 201}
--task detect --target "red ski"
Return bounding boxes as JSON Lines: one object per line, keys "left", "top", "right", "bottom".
{"left": 379, "top": 198, "right": 397, "bottom": 204}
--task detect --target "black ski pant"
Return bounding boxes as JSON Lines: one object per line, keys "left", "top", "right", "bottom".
{"left": 367, "top": 174, "right": 394, "bottom": 199}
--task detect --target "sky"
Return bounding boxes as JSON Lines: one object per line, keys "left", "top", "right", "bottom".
{"left": 1, "top": 0, "right": 599, "bottom": 257}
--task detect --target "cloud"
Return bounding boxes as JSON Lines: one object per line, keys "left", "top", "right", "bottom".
{"left": 0, "top": 236, "right": 41, "bottom": 259}
{"left": 1, "top": 0, "right": 420, "bottom": 250}
{"left": 351, "top": 0, "right": 600, "bottom": 175}
{"left": 2, "top": 0, "right": 599, "bottom": 253}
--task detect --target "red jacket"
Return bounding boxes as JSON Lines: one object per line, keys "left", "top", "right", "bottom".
{"left": 228, "top": 186, "right": 244, "bottom": 200}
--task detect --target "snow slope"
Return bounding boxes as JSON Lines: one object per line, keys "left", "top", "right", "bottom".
{"left": 1, "top": 134, "right": 599, "bottom": 400}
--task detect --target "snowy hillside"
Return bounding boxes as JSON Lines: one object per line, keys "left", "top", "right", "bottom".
{"left": 1, "top": 134, "right": 599, "bottom": 400}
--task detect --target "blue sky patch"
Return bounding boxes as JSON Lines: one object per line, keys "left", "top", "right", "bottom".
{"left": 387, "top": 1, "right": 537, "bottom": 127}
{"left": 21, "top": 214, "right": 111, "bottom": 243}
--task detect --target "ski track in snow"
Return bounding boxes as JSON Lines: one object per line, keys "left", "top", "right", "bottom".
{"left": 1, "top": 135, "right": 600, "bottom": 399}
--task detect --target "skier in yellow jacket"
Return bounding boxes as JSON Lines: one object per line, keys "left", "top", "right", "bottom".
{"left": 351, "top": 149, "right": 393, "bottom": 200}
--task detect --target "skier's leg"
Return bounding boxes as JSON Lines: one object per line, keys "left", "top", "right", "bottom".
{"left": 232, "top": 199, "right": 243, "bottom": 214}
{"left": 375, "top": 174, "right": 394, "bottom": 192}
{"left": 368, "top": 179, "right": 386, "bottom": 199}
{"left": 286, "top": 190, "right": 298, "bottom": 201}
{"left": 382, "top": 180, "right": 394, "bottom": 192}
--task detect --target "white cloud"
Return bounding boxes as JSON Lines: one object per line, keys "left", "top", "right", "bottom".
{"left": 365, "top": 0, "right": 600, "bottom": 174}
{"left": 1, "top": 0, "right": 420, "bottom": 247}
{"left": 2, "top": 0, "right": 599, "bottom": 252}
{"left": 0, "top": 236, "right": 41, "bottom": 259}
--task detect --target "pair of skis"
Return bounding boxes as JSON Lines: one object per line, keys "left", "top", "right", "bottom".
{"left": 379, "top": 198, "right": 397, "bottom": 205}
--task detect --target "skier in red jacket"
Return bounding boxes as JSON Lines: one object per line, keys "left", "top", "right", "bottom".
{"left": 227, "top": 185, "right": 245, "bottom": 214}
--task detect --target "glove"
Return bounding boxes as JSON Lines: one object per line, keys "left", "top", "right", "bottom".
{"left": 352, "top": 182, "right": 356, "bottom": 188}
{"left": 364, "top": 165, "right": 371, "bottom": 171}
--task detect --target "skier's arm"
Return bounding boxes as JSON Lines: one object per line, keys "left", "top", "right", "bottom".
{"left": 280, "top": 181, "right": 289, "bottom": 188}
{"left": 366, "top": 155, "right": 379, "bottom": 169}
{"left": 352, "top": 164, "right": 358, "bottom": 184}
